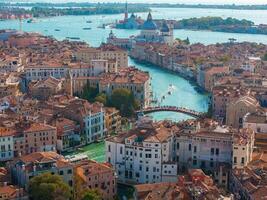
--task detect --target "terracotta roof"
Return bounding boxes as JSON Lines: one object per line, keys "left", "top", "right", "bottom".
{"left": 99, "top": 67, "right": 149, "bottom": 85}
{"left": 0, "top": 127, "right": 16, "bottom": 137}
{"left": 18, "top": 151, "right": 72, "bottom": 170}
{"left": 0, "top": 185, "right": 26, "bottom": 199}
{"left": 23, "top": 123, "right": 56, "bottom": 133}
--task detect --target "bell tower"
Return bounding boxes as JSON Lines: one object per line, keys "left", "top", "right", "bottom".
{"left": 124, "top": 1, "right": 128, "bottom": 22}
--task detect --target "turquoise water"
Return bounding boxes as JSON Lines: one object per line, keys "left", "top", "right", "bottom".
{"left": 1, "top": 8, "right": 267, "bottom": 46}
{"left": 65, "top": 142, "right": 106, "bottom": 162}
{"left": 129, "top": 59, "right": 209, "bottom": 121}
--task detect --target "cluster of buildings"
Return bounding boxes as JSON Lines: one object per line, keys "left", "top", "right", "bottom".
{"left": 0, "top": 30, "right": 151, "bottom": 109}
{"left": 0, "top": 30, "right": 145, "bottom": 199}
{"left": 0, "top": 10, "right": 32, "bottom": 20}
{"left": 0, "top": 26, "right": 202, "bottom": 200}
{"left": 106, "top": 15, "right": 267, "bottom": 198}
{"left": 106, "top": 113, "right": 267, "bottom": 199}
{"left": 0, "top": 27, "right": 176, "bottom": 199}
{"left": 108, "top": 12, "right": 175, "bottom": 48}
{"left": 0, "top": 151, "right": 117, "bottom": 200}
{"left": 0, "top": 11, "right": 267, "bottom": 199}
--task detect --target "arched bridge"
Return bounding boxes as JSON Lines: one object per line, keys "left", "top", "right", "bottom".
{"left": 136, "top": 106, "right": 205, "bottom": 118}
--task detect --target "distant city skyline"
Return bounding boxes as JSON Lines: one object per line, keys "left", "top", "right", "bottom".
{"left": 5, "top": 0, "right": 267, "bottom": 5}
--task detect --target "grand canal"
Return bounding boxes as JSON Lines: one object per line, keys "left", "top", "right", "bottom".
{"left": 1, "top": 7, "right": 265, "bottom": 161}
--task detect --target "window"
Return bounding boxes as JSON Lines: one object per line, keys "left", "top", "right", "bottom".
{"left": 67, "top": 169, "right": 72, "bottom": 174}
{"left": 108, "top": 145, "right": 111, "bottom": 152}
{"left": 215, "top": 148, "right": 219, "bottom": 156}
{"left": 193, "top": 160, "right": 197, "bottom": 165}
{"left": 59, "top": 171, "right": 64, "bottom": 175}
{"left": 188, "top": 144, "right": 191, "bottom": 151}
{"left": 234, "top": 157, "right": 237, "bottom": 164}
{"left": 177, "top": 142, "right": 179, "bottom": 150}
{"left": 241, "top": 157, "right": 245, "bottom": 164}
{"left": 145, "top": 154, "right": 151, "bottom": 158}
{"left": 194, "top": 146, "right": 197, "bottom": 153}
{"left": 120, "top": 147, "right": 123, "bottom": 154}
{"left": 68, "top": 180, "right": 73, "bottom": 187}
{"left": 211, "top": 148, "right": 214, "bottom": 155}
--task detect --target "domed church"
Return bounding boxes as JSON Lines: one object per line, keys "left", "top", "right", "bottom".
{"left": 136, "top": 12, "right": 174, "bottom": 45}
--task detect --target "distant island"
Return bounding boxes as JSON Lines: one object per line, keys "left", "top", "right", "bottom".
{"left": 0, "top": 3, "right": 149, "bottom": 19}
{"left": 149, "top": 3, "right": 267, "bottom": 10}
{"left": 114, "top": 16, "right": 267, "bottom": 36}
{"left": 175, "top": 17, "right": 267, "bottom": 35}
{"left": 2, "top": 2, "right": 267, "bottom": 10}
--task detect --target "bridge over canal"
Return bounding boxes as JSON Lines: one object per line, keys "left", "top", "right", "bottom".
{"left": 136, "top": 106, "right": 205, "bottom": 118}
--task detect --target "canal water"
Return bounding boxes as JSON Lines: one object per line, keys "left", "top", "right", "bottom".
{"left": 1, "top": 7, "right": 264, "bottom": 161}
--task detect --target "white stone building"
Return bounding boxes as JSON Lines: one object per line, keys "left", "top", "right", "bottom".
{"left": 175, "top": 120, "right": 255, "bottom": 171}
{"left": 243, "top": 111, "right": 267, "bottom": 133}
{"left": 105, "top": 120, "right": 177, "bottom": 184}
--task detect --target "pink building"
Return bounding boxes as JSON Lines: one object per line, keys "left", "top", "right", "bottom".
{"left": 75, "top": 160, "right": 117, "bottom": 200}
{"left": 13, "top": 122, "right": 57, "bottom": 157}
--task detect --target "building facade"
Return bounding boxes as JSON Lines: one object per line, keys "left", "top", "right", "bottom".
{"left": 75, "top": 160, "right": 117, "bottom": 200}
{"left": 11, "top": 151, "right": 73, "bottom": 190}
{"left": 0, "top": 128, "right": 15, "bottom": 162}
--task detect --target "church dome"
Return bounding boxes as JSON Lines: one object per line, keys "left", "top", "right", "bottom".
{"left": 161, "top": 21, "right": 170, "bottom": 32}
{"left": 142, "top": 12, "right": 157, "bottom": 30}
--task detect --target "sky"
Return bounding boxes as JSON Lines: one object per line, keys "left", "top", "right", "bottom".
{"left": 6, "top": 0, "right": 267, "bottom": 5}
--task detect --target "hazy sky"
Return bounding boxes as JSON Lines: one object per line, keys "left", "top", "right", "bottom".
{"left": 8, "top": 0, "right": 267, "bottom": 5}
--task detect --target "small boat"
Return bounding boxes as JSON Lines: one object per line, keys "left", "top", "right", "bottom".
{"left": 162, "top": 95, "right": 166, "bottom": 99}
{"left": 97, "top": 24, "right": 106, "bottom": 29}
{"left": 68, "top": 37, "right": 80, "bottom": 40}
{"left": 86, "top": 20, "right": 92, "bottom": 23}
{"left": 54, "top": 29, "right": 60, "bottom": 31}
{"left": 83, "top": 27, "right": 92, "bottom": 30}
{"left": 168, "top": 91, "right": 172, "bottom": 95}
{"left": 27, "top": 18, "right": 37, "bottom": 23}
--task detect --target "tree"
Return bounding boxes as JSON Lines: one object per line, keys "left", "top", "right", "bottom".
{"left": 81, "top": 84, "right": 99, "bottom": 102}
{"left": 28, "top": 173, "right": 71, "bottom": 200}
{"left": 263, "top": 53, "right": 267, "bottom": 61}
{"left": 94, "top": 93, "right": 107, "bottom": 105}
{"left": 110, "top": 88, "right": 139, "bottom": 117}
{"left": 80, "top": 189, "right": 102, "bottom": 200}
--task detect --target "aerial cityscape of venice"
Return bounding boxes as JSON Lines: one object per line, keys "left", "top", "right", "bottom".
{"left": 0, "top": 0, "right": 267, "bottom": 199}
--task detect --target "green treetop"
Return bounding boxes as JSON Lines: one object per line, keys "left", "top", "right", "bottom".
{"left": 28, "top": 173, "right": 72, "bottom": 200}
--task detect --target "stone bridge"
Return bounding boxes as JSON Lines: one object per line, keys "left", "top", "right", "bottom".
{"left": 136, "top": 106, "right": 205, "bottom": 118}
